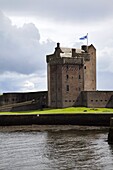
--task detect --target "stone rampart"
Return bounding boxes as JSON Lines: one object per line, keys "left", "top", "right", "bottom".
{"left": 81, "top": 91, "right": 113, "bottom": 108}
{"left": 0, "top": 91, "right": 48, "bottom": 107}
{"left": 0, "top": 113, "right": 112, "bottom": 126}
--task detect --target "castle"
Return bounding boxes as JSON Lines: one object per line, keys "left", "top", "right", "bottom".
{"left": 0, "top": 43, "right": 113, "bottom": 111}
{"left": 46, "top": 43, "right": 113, "bottom": 108}
{"left": 46, "top": 43, "right": 96, "bottom": 108}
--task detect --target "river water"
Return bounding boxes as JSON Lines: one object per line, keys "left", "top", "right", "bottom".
{"left": 0, "top": 125, "right": 113, "bottom": 170}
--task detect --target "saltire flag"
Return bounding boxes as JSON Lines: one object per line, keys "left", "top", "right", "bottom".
{"left": 79, "top": 35, "right": 88, "bottom": 40}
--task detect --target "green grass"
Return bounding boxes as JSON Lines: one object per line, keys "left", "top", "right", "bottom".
{"left": 1, "top": 107, "right": 113, "bottom": 115}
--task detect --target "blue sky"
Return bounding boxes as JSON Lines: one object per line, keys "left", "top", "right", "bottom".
{"left": 0, "top": 0, "right": 113, "bottom": 93}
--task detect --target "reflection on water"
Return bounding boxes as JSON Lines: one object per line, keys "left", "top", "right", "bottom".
{"left": 0, "top": 125, "right": 113, "bottom": 170}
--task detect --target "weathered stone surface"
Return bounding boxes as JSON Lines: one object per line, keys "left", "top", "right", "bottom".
{"left": 80, "top": 91, "right": 113, "bottom": 108}
{"left": 47, "top": 43, "right": 96, "bottom": 108}
{"left": 0, "top": 91, "right": 48, "bottom": 111}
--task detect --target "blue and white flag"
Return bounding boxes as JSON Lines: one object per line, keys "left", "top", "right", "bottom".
{"left": 79, "top": 35, "right": 88, "bottom": 40}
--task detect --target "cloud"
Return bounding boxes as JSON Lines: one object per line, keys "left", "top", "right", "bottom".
{"left": 97, "top": 47, "right": 113, "bottom": 73}
{"left": 0, "top": 71, "right": 47, "bottom": 93}
{"left": 0, "top": 11, "right": 55, "bottom": 92}
{"left": 0, "top": 0, "right": 113, "bottom": 92}
{"left": 0, "top": 0, "right": 113, "bottom": 24}
{"left": 0, "top": 11, "right": 55, "bottom": 74}
{"left": 97, "top": 71, "right": 113, "bottom": 90}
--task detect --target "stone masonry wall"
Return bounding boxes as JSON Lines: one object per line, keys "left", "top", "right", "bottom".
{"left": 0, "top": 91, "right": 48, "bottom": 108}
{"left": 62, "top": 64, "right": 84, "bottom": 107}
{"left": 82, "top": 91, "right": 113, "bottom": 108}
{"left": 84, "top": 45, "right": 96, "bottom": 91}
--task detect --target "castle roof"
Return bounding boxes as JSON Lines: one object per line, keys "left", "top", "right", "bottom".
{"left": 60, "top": 47, "right": 85, "bottom": 58}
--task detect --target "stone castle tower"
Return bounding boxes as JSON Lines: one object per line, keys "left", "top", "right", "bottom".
{"left": 46, "top": 43, "right": 96, "bottom": 108}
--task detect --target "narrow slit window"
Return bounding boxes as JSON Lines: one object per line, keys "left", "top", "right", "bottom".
{"left": 66, "top": 75, "right": 69, "bottom": 80}
{"left": 66, "top": 85, "right": 69, "bottom": 91}
{"left": 79, "top": 75, "right": 81, "bottom": 79}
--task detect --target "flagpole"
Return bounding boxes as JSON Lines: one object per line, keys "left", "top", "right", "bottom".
{"left": 87, "top": 33, "right": 88, "bottom": 52}
{"left": 87, "top": 33, "right": 88, "bottom": 46}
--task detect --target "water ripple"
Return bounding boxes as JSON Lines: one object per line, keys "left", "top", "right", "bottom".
{"left": 0, "top": 126, "right": 113, "bottom": 170}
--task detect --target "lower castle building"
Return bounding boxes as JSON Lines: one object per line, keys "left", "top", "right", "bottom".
{"left": 0, "top": 43, "right": 113, "bottom": 110}
{"left": 0, "top": 91, "right": 48, "bottom": 111}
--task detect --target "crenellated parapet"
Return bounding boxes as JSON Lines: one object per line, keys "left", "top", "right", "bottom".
{"left": 46, "top": 56, "right": 84, "bottom": 65}
{"left": 46, "top": 43, "right": 90, "bottom": 65}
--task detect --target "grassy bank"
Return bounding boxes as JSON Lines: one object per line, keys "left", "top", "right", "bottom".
{"left": 0, "top": 107, "right": 113, "bottom": 115}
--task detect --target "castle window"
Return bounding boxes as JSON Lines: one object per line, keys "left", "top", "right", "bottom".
{"left": 65, "top": 100, "right": 67, "bottom": 102}
{"left": 69, "top": 100, "right": 71, "bottom": 102}
{"left": 84, "top": 66, "right": 86, "bottom": 69}
{"left": 66, "top": 75, "right": 69, "bottom": 80}
{"left": 66, "top": 85, "right": 69, "bottom": 92}
{"left": 79, "top": 75, "right": 81, "bottom": 79}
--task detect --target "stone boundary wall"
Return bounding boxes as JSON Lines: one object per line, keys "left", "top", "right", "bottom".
{"left": 0, "top": 91, "right": 48, "bottom": 107}
{"left": 81, "top": 91, "right": 113, "bottom": 108}
{"left": 0, "top": 113, "right": 112, "bottom": 126}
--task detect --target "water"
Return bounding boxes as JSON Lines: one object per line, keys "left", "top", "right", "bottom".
{"left": 0, "top": 125, "right": 113, "bottom": 170}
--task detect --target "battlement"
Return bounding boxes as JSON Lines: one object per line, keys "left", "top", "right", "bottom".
{"left": 46, "top": 43, "right": 90, "bottom": 64}
{"left": 46, "top": 55, "right": 84, "bottom": 65}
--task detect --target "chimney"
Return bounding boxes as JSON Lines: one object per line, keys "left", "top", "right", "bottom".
{"left": 72, "top": 48, "right": 76, "bottom": 57}
{"left": 81, "top": 45, "right": 88, "bottom": 53}
{"left": 57, "top": 42, "right": 60, "bottom": 48}
{"left": 54, "top": 42, "right": 61, "bottom": 57}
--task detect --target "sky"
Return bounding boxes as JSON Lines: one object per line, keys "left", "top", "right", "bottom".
{"left": 0, "top": 0, "right": 113, "bottom": 93}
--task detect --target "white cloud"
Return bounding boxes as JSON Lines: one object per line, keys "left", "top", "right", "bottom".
{"left": 0, "top": 11, "right": 55, "bottom": 93}
{"left": 0, "top": 71, "right": 47, "bottom": 93}
{"left": 0, "top": 12, "right": 55, "bottom": 74}
{"left": 0, "top": 0, "right": 113, "bottom": 92}
{"left": 1, "top": 0, "right": 113, "bottom": 24}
